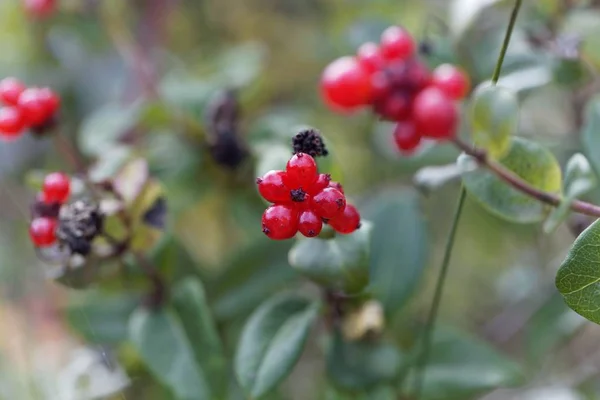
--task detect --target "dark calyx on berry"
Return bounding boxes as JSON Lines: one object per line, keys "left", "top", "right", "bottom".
{"left": 290, "top": 188, "right": 307, "bottom": 202}
{"left": 31, "top": 195, "right": 61, "bottom": 219}
{"left": 56, "top": 200, "right": 104, "bottom": 256}
{"left": 292, "top": 128, "right": 329, "bottom": 158}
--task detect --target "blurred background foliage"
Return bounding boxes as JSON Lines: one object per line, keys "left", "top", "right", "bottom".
{"left": 1, "top": 0, "right": 600, "bottom": 399}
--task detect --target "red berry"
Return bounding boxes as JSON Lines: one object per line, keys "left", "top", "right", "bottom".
{"left": 42, "top": 172, "right": 70, "bottom": 204}
{"left": 375, "top": 91, "right": 411, "bottom": 121}
{"left": 308, "top": 173, "right": 331, "bottom": 195}
{"left": 298, "top": 210, "right": 323, "bottom": 237}
{"left": 312, "top": 187, "right": 346, "bottom": 219}
{"left": 412, "top": 87, "right": 458, "bottom": 139}
{"left": 38, "top": 87, "right": 60, "bottom": 115}
{"left": 328, "top": 204, "right": 361, "bottom": 234}
{"left": 29, "top": 217, "right": 57, "bottom": 247}
{"left": 18, "top": 88, "right": 51, "bottom": 126}
{"left": 370, "top": 72, "right": 392, "bottom": 102}
{"left": 262, "top": 204, "right": 299, "bottom": 240}
{"left": 380, "top": 26, "right": 415, "bottom": 61}
{"left": 393, "top": 121, "right": 421, "bottom": 153}
{"left": 431, "top": 64, "right": 470, "bottom": 100}
{"left": 405, "top": 60, "right": 432, "bottom": 92}
{"left": 292, "top": 192, "right": 312, "bottom": 210}
{"left": 0, "top": 78, "right": 26, "bottom": 106}
{"left": 23, "top": 0, "right": 56, "bottom": 17}
{"left": 257, "top": 170, "right": 290, "bottom": 203}
{"left": 285, "top": 153, "right": 318, "bottom": 189}
{"left": 321, "top": 56, "right": 372, "bottom": 110}
{"left": 0, "top": 107, "right": 25, "bottom": 139}
{"left": 328, "top": 181, "right": 344, "bottom": 194}
{"left": 357, "top": 42, "right": 385, "bottom": 74}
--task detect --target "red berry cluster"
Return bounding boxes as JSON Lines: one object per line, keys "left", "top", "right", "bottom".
{"left": 320, "top": 26, "right": 470, "bottom": 154}
{"left": 257, "top": 153, "right": 361, "bottom": 240}
{"left": 23, "top": 0, "right": 56, "bottom": 18}
{"left": 29, "top": 172, "right": 71, "bottom": 247}
{"left": 0, "top": 77, "right": 60, "bottom": 140}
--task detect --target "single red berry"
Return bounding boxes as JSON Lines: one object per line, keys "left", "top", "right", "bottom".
{"left": 18, "top": 88, "right": 51, "bottom": 126}
{"left": 431, "top": 64, "right": 470, "bottom": 100}
{"left": 38, "top": 87, "right": 60, "bottom": 115}
{"left": 370, "top": 71, "right": 392, "bottom": 102}
{"left": 380, "top": 26, "right": 415, "bottom": 61}
{"left": 257, "top": 170, "right": 290, "bottom": 203}
{"left": 328, "top": 204, "right": 361, "bottom": 234}
{"left": 298, "top": 210, "right": 323, "bottom": 237}
{"left": 42, "top": 172, "right": 70, "bottom": 204}
{"left": 312, "top": 187, "right": 346, "bottom": 219}
{"left": 23, "top": 0, "right": 56, "bottom": 17}
{"left": 0, "top": 78, "right": 26, "bottom": 106}
{"left": 285, "top": 153, "right": 318, "bottom": 189}
{"left": 0, "top": 107, "right": 25, "bottom": 139}
{"left": 262, "top": 204, "right": 299, "bottom": 240}
{"left": 308, "top": 173, "right": 331, "bottom": 195}
{"left": 357, "top": 42, "right": 385, "bottom": 74}
{"left": 404, "top": 60, "right": 432, "bottom": 92}
{"left": 393, "top": 121, "right": 421, "bottom": 153}
{"left": 328, "top": 181, "right": 344, "bottom": 194}
{"left": 412, "top": 87, "right": 458, "bottom": 140}
{"left": 320, "top": 56, "right": 372, "bottom": 110}
{"left": 29, "top": 217, "right": 57, "bottom": 247}
{"left": 374, "top": 91, "right": 411, "bottom": 121}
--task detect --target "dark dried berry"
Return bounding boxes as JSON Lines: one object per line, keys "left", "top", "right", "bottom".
{"left": 292, "top": 129, "right": 329, "bottom": 158}
{"left": 56, "top": 200, "right": 104, "bottom": 256}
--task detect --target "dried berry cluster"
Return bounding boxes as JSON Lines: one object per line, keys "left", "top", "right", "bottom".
{"left": 320, "top": 26, "right": 470, "bottom": 153}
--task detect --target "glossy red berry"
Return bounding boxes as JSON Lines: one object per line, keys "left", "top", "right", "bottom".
{"left": 0, "top": 78, "right": 26, "bottom": 106}
{"left": 431, "top": 64, "right": 471, "bottom": 100}
{"left": 0, "top": 107, "right": 25, "bottom": 139}
{"left": 29, "top": 217, "right": 57, "bottom": 247}
{"left": 404, "top": 60, "right": 432, "bottom": 92}
{"left": 298, "top": 210, "right": 323, "bottom": 237}
{"left": 370, "top": 71, "right": 392, "bottom": 102}
{"left": 375, "top": 92, "right": 411, "bottom": 121}
{"left": 380, "top": 26, "right": 415, "bottom": 61}
{"left": 285, "top": 153, "right": 318, "bottom": 189}
{"left": 312, "top": 187, "right": 346, "bottom": 219}
{"left": 38, "top": 87, "right": 60, "bottom": 115}
{"left": 262, "top": 204, "right": 299, "bottom": 240}
{"left": 257, "top": 170, "right": 290, "bottom": 203}
{"left": 23, "top": 0, "right": 56, "bottom": 17}
{"left": 18, "top": 88, "right": 51, "bottom": 126}
{"left": 42, "top": 172, "right": 70, "bottom": 204}
{"left": 412, "top": 87, "right": 458, "bottom": 139}
{"left": 393, "top": 122, "right": 421, "bottom": 153}
{"left": 328, "top": 181, "right": 344, "bottom": 194}
{"left": 321, "top": 56, "right": 372, "bottom": 110}
{"left": 328, "top": 204, "right": 361, "bottom": 234}
{"left": 308, "top": 173, "right": 331, "bottom": 195}
{"left": 357, "top": 42, "right": 385, "bottom": 74}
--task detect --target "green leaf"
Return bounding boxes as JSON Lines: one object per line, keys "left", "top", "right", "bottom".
{"left": 362, "top": 190, "right": 428, "bottom": 316}
{"left": 581, "top": 95, "right": 600, "bottom": 175}
{"left": 66, "top": 292, "right": 139, "bottom": 344}
{"left": 544, "top": 153, "right": 597, "bottom": 233}
{"left": 172, "top": 278, "right": 227, "bottom": 398}
{"left": 414, "top": 328, "right": 523, "bottom": 400}
{"left": 556, "top": 218, "right": 600, "bottom": 324}
{"left": 459, "top": 137, "right": 562, "bottom": 223}
{"left": 470, "top": 84, "right": 518, "bottom": 159}
{"left": 449, "top": 0, "right": 509, "bottom": 39}
{"left": 234, "top": 293, "right": 319, "bottom": 399}
{"left": 327, "top": 331, "right": 403, "bottom": 391}
{"left": 288, "top": 222, "right": 372, "bottom": 294}
{"left": 213, "top": 42, "right": 267, "bottom": 88}
{"left": 129, "top": 307, "right": 211, "bottom": 400}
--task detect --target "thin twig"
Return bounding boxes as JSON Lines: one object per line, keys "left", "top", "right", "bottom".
{"left": 491, "top": 0, "right": 522, "bottom": 84}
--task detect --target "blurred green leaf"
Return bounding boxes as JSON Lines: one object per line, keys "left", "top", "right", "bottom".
{"left": 172, "top": 278, "right": 228, "bottom": 398}
{"left": 362, "top": 191, "right": 428, "bottom": 316}
{"left": 254, "top": 142, "right": 292, "bottom": 179}
{"left": 470, "top": 84, "right": 518, "bottom": 159}
{"left": 415, "top": 328, "right": 523, "bottom": 400}
{"left": 556, "top": 218, "right": 600, "bottom": 324}
{"left": 234, "top": 293, "right": 319, "bottom": 399}
{"left": 129, "top": 307, "right": 212, "bottom": 400}
{"left": 289, "top": 222, "right": 372, "bottom": 294}
{"left": 562, "top": 10, "right": 600, "bottom": 69}
{"left": 450, "top": 0, "right": 509, "bottom": 39}
{"left": 159, "top": 73, "right": 214, "bottom": 113}
{"left": 544, "top": 153, "right": 596, "bottom": 233}
{"left": 213, "top": 42, "right": 268, "bottom": 88}
{"left": 493, "top": 65, "right": 553, "bottom": 95}
{"left": 114, "top": 158, "right": 150, "bottom": 205}
{"left": 459, "top": 137, "right": 562, "bottom": 223}
{"left": 581, "top": 95, "right": 600, "bottom": 175}
{"left": 66, "top": 292, "right": 139, "bottom": 344}
{"left": 327, "top": 331, "right": 403, "bottom": 392}
{"left": 88, "top": 146, "right": 132, "bottom": 182}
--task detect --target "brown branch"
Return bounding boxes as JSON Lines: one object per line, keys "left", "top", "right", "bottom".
{"left": 453, "top": 138, "right": 600, "bottom": 218}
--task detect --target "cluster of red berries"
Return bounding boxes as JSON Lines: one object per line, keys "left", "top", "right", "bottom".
{"left": 320, "top": 26, "right": 470, "bottom": 154}
{"left": 257, "top": 153, "right": 361, "bottom": 240}
{"left": 29, "top": 173, "right": 71, "bottom": 248}
{"left": 0, "top": 77, "right": 60, "bottom": 140}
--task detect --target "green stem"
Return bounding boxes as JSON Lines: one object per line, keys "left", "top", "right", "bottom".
{"left": 491, "top": 0, "right": 523, "bottom": 84}
{"left": 412, "top": 188, "right": 466, "bottom": 399}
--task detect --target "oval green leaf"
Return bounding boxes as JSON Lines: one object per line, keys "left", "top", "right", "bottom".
{"left": 556, "top": 218, "right": 600, "bottom": 324}
{"left": 234, "top": 293, "right": 319, "bottom": 399}
{"left": 470, "top": 84, "right": 518, "bottom": 159}
{"left": 459, "top": 137, "right": 562, "bottom": 223}
{"left": 288, "top": 222, "right": 372, "bottom": 294}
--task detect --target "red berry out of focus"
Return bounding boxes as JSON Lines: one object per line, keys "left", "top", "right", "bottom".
{"left": 23, "top": 0, "right": 56, "bottom": 18}
{"left": 298, "top": 210, "right": 323, "bottom": 237}
{"left": 412, "top": 87, "right": 458, "bottom": 140}
{"left": 328, "top": 204, "right": 361, "bottom": 234}
{"left": 375, "top": 91, "right": 411, "bottom": 121}
{"left": 320, "top": 56, "right": 373, "bottom": 110}
{"left": 18, "top": 87, "right": 51, "bottom": 126}
{"left": 0, "top": 78, "right": 26, "bottom": 106}
{"left": 380, "top": 26, "right": 415, "bottom": 61}
{"left": 42, "top": 172, "right": 71, "bottom": 204}
{"left": 357, "top": 42, "right": 385, "bottom": 74}
{"left": 393, "top": 121, "right": 421, "bottom": 153}
{"left": 0, "top": 107, "right": 25, "bottom": 139}
{"left": 29, "top": 217, "right": 57, "bottom": 247}
{"left": 431, "top": 64, "right": 471, "bottom": 100}
{"left": 262, "top": 204, "right": 299, "bottom": 240}
{"left": 312, "top": 187, "right": 346, "bottom": 219}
